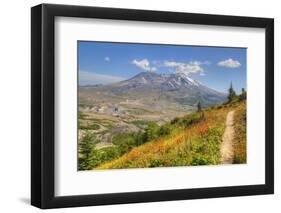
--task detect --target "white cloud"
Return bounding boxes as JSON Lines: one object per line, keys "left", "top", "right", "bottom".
{"left": 217, "top": 58, "right": 241, "bottom": 68}
{"left": 163, "top": 60, "right": 205, "bottom": 76}
{"left": 104, "top": 56, "right": 110, "bottom": 62}
{"left": 131, "top": 59, "right": 157, "bottom": 72}
{"left": 79, "top": 71, "right": 125, "bottom": 85}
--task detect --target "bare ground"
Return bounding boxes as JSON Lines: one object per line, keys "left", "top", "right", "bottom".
{"left": 221, "top": 110, "right": 235, "bottom": 164}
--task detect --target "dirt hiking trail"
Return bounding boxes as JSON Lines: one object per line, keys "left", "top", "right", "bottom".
{"left": 221, "top": 110, "right": 235, "bottom": 164}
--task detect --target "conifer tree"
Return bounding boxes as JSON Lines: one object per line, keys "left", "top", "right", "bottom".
{"left": 227, "top": 81, "right": 236, "bottom": 102}
{"left": 78, "top": 133, "right": 98, "bottom": 170}
{"left": 240, "top": 88, "right": 247, "bottom": 100}
{"left": 197, "top": 101, "right": 202, "bottom": 112}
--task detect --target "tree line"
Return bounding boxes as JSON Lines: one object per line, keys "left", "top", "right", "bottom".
{"left": 196, "top": 82, "right": 246, "bottom": 112}
{"left": 227, "top": 82, "right": 246, "bottom": 103}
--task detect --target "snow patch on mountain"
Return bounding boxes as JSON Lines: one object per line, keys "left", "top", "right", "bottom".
{"left": 185, "top": 76, "right": 199, "bottom": 86}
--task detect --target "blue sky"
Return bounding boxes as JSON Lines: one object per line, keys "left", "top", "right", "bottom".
{"left": 78, "top": 41, "right": 246, "bottom": 93}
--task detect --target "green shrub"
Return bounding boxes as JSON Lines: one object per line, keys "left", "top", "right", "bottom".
{"left": 79, "top": 123, "right": 100, "bottom": 130}
{"left": 143, "top": 122, "right": 160, "bottom": 141}
{"left": 78, "top": 112, "right": 88, "bottom": 119}
{"left": 149, "top": 159, "right": 165, "bottom": 167}
{"left": 171, "top": 112, "right": 203, "bottom": 128}
{"left": 158, "top": 124, "right": 172, "bottom": 136}
{"left": 191, "top": 156, "right": 210, "bottom": 165}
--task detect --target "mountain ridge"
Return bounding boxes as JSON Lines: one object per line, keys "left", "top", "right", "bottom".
{"left": 80, "top": 72, "right": 227, "bottom": 108}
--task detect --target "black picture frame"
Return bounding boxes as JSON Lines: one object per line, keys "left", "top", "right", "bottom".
{"left": 31, "top": 3, "right": 274, "bottom": 209}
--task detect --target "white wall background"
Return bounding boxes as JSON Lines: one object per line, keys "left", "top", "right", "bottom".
{"left": 0, "top": 0, "right": 279, "bottom": 212}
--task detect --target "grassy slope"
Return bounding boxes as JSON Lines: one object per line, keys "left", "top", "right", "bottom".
{"left": 232, "top": 101, "right": 247, "bottom": 163}
{"left": 95, "top": 100, "right": 246, "bottom": 170}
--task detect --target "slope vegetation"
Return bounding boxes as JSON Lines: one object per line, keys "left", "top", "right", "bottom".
{"left": 95, "top": 100, "right": 246, "bottom": 170}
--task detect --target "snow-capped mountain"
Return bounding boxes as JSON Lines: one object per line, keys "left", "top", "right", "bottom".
{"left": 80, "top": 72, "right": 227, "bottom": 107}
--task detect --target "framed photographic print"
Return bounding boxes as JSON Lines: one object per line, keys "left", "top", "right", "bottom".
{"left": 31, "top": 3, "right": 274, "bottom": 209}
